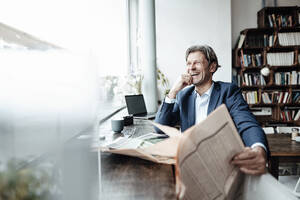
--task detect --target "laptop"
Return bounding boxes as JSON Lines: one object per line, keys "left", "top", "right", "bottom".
{"left": 125, "top": 94, "right": 156, "bottom": 119}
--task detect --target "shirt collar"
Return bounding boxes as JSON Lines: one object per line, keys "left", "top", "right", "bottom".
{"left": 194, "top": 82, "right": 214, "bottom": 97}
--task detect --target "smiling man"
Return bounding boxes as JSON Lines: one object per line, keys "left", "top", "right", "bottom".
{"left": 155, "top": 45, "right": 269, "bottom": 175}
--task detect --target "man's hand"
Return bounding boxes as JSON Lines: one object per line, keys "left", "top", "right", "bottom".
{"left": 231, "top": 146, "right": 267, "bottom": 175}
{"left": 168, "top": 74, "right": 192, "bottom": 99}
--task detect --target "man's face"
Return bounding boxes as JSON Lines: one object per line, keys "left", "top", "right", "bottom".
{"left": 186, "top": 51, "right": 214, "bottom": 86}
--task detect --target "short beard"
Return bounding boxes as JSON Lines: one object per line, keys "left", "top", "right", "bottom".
{"left": 192, "top": 72, "right": 207, "bottom": 86}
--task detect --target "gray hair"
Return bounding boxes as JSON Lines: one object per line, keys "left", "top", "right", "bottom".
{"left": 185, "top": 45, "right": 221, "bottom": 69}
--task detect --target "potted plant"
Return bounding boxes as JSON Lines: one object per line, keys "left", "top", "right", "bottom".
{"left": 157, "top": 68, "right": 170, "bottom": 100}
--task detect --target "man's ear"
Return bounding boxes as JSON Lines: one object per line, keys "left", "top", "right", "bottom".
{"left": 209, "top": 62, "right": 217, "bottom": 73}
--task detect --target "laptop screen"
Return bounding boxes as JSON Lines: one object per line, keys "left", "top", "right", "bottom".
{"left": 125, "top": 95, "right": 147, "bottom": 115}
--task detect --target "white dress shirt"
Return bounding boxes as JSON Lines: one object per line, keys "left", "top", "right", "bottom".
{"left": 195, "top": 83, "right": 214, "bottom": 124}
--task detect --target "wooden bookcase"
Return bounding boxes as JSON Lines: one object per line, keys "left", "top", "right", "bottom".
{"left": 257, "top": 6, "right": 299, "bottom": 28}
{"left": 233, "top": 6, "right": 300, "bottom": 127}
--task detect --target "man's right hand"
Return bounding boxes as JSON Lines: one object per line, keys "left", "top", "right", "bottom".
{"left": 168, "top": 74, "right": 193, "bottom": 99}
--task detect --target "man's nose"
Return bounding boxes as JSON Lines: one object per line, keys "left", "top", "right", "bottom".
{"left": 189, "top": 63, "right": 196, "bottom": 70}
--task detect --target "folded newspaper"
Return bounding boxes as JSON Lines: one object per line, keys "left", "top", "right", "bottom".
{"left": 101, "top": 130, "right": 180, "bottom": 164}
{"left": 101, "top": 104, "right": 244, "bottom": 165}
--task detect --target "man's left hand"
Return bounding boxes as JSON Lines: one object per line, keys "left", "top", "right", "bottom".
{"left": 231, "top": 146, "right": 267, "bottom": 175}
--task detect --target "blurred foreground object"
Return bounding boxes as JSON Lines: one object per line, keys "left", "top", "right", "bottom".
{"left": 0, "top": 49, "right": 100, "bottom": 200}
{"left": 0, "top": 159, "right": 54, "bottom": 200}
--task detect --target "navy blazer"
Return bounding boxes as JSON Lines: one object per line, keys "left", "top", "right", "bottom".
{"left": 155, "top": 81, "right": 269, "bottom": 150}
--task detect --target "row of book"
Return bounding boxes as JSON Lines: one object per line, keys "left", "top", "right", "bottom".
{"left": 245, "top": 35, "right": 266, "bottom": 47}
{"left": 242, "top": 91, "right": 300, "bottom": 105}
{"left": 244, "top": 34, "right": 277, "bottom": 48}
{"left": 238, "top": 32, "right": 300, "bottom": 48}
{"left": 278, "top": 32, "right": 300, "bottom": 46}
{"left": 242, "top": 91, "right": 259, "bottom": 104}
{"left": 262, "top": 91, "right": 292, "bottom": 104}
{"left": 266, "top": 52, "right": 294, "bottom": 66}
{"left": 240, "top": 52, "right": 263, "bottom": 67}
{"left": 280, "top": 109, "right": 300, "bottom": 121}
{"left": 262, "top": 91, "right": 298, "bottom": 104}
{"left": 274, "top": 71, "right": 300, "bottom": 85}
{"left": 241, "top": 51, "right": 297, "bottom": 67}
{"left": 243, "top": 73, "right": 266, "bottom": 86}
{"left": 268, "top": 14, "right": 293, "bottom": 28}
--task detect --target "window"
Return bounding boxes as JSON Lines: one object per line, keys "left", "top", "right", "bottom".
{"left": 0, "top": 0, "right": 130, "bottom": 77}
{"left": 97, "top": 0, "right": 129, "bottom": 76}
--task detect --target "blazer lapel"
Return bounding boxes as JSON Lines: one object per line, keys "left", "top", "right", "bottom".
{"left": 207, "top": 82, "right": 220, "bottom": 115}
{"left": 188, "top": 91, "right": 197, "bottom": 127}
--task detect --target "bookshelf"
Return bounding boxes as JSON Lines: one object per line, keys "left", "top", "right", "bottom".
{"left": 233, "top": 6, "right": 300, "bottom": 127}
{"left": 257, "top": 6, "right": 300, "bottom": 28}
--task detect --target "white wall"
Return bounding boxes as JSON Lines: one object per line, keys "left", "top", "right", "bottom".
{"left": 231, "top": 0, "right": 262, "bottom": 48}
{"left": 231, "top": 0, "right": 300, "bottom": 48}
{"left": 155, "top": 0, "right": 232, "bottom": 87}
{"left": 277, "top": 0, "right": 300, "bottom": 6}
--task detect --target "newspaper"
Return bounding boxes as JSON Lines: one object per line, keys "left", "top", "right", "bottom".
{"left": 101, "top": 130, "right": 179, "bottom": 164}
{"left": 104, "top": 132, "right": 167, "bottom": 149}
{"left": 101, "top": 104, "right": 244, "bottom": 166}
{"left": 174, "top": 104, "right": 245, "bottom": 199}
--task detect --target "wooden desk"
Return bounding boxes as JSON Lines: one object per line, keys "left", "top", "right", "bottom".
{"left": 267, "top": 134, "right": 300, "bottom": 179}
{"left": 101, "top": 153, "right": 176, "bottom": 199}
{"left": 99, "top": 118, "right": 176, "bottom": 199}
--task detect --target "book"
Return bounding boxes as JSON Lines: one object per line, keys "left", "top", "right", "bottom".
{"left": 277, "top": 16, "right": 282, "bottom": 28}
{"left": 244, "top": 73, "right": 249, "bottom": 86}
{"left": 268, "top": 15, "right": 273, "bottom": 27}
{"left": 263, "top": 34, "right": 268, "bottom": 46}
{"left": 256, "top": 54, "right": 262, "bottom": 66}
{"left": 273, "top": 32, "right": 278, "bottom": 46}
{"left": 279, "top": 92, "right": 284, "bottom": 103}
{"left": 243, "top": 54, "right": 248, "bottom": 67}
{"left": 288, "top": 15, "right": 293, "bottom": 27}
{"left": 251, "top": 107, "right": 272, "bottom": 116}
{"left": 237, "top": 34, "right": 246, "bottom": 49}
{"left": 293, "top": 92, "right": 300, "bottom": 103}
{"left": 240, "top": 49, "right": 245, "bottom": 67}
{"left": 262, "top": 127, "right": 275, "bottom": 134}
{"left": 294, "top": 110, "right": 300, "bottom": 121}
{"left": 272, "top": 14, "right": 277, "bottom": 28}
{"left": 251, "top": 54, "right": 256, "bottom": 67}
{"left": 283, "top": 92, "right": 289, "bottom": 103}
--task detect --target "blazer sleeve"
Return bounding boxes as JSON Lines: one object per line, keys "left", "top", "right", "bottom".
{"left": 154, "top": 99, "right": 180, "bottom": 134}
{"left": 225, "top": 83, "right": 269, "bottom": 152}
